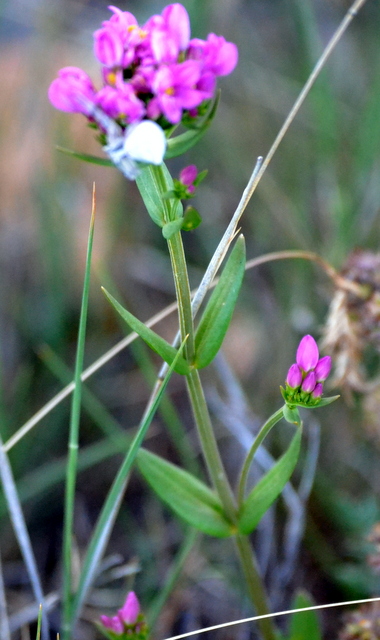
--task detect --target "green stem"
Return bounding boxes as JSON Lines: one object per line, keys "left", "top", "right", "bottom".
{"left": 238, "top": 406, "right": 285, "bottom": 507}
{"left": 235, "top": 534, "right": 277, "bottom": 640}
{"left": 186, "top": 368, "right": 237, "bottom": 523}
{"left": 166, "top": 231, "right": 195, "bottom": 362}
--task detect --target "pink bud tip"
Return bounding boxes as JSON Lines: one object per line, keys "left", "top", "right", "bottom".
{"left": 179, "top": 164, "right": 198, "bottom": 187}
{"left": 301, "top": 371, "right": 316, "bottom": 394}
{"left": 118, "top": 591, "right": 140, "bottom": 625}
{"left": 296, "top": 335, "right": 319, "bottom": 372}
{"left": 286, "top": 363, "right": 302, "bottom": 389}
{"left": 311, "top": 382, "right": 323, "bottom": 399}
{"left": 314, "top": 356, "right": 331, "bottom": 382}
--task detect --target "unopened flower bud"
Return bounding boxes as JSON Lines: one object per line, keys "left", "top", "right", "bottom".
{"left": 100, "top": 615, "right": 123, "bottom": 635}
{"left": 286, "top": 363, "right": 302, "bottom": 389}
{"left": 296, "top": 335, "right": 319, "bottom": 372}
{"left": 314, "top": 355, "right": 331, "bottom": 382}
{"left": 118, "top": 591, "right": 140, "bottom": 625}
{"left": 311, "top": 383, "right": 323, "bottom": 399}
{"left": 301, "top": 371, "right": 316, "bottom": 393}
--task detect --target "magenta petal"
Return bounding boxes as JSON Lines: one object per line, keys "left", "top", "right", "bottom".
{"left": 118, "top": 591, "right": 140, "bottom": 625}
{"left": 100, "top": 615, "right": 123, "bottom": 634}
{"left": 94, "top": 26, "right": 124, "bottom": 67}
{"left": 296, "top": 335, "right": 319, "bottom": 372}
{"left": 314, "top": 356, "right": 332, "bottom": 382}
{"left": 286, "top": 364, "right": 302, "bottom": 389}
{"left": 301, "top": 371, "right": 316, "bottom": 393}
{"left": 180, "top": 164, "right": 198, "bottom": 186}
{"left": 160, "top": 93, "right": 182, "bottom": 123}
{"left": 311, "top": 382, "right": 323, "bottom": 399}
{"left": 162, "top": 3, "right": 190, "bottom": 51}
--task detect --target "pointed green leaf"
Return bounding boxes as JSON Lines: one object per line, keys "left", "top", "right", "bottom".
{"left": 238, "top": 427, "right": 302, "bottom": 535}
{"left": 288, "top": 591, "right": 322, "bottom": 640}
{"left": 165, "top": 93, "right": 220, "bottom": 159}
{"left": 136, "top": 163, "right": 183, "bottom": 227}
{"left": 137, "top": 448, "right": 233, "bottom": 538}
{"left": 102, "top": 288, "right": 190, "bottom": 375}
{"left": 194, "top": 235, "right": 246, "bottom": 369}
{"left": 56, "top": 146, "right": 114, "bottom": 167}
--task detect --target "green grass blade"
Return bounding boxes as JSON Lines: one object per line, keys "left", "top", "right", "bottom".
{"left": 0, "top": 435, "right": 49, "bottom": 640}
{"left": 61, "top": 190, "right": 96, "bottom": 639}
{"left": 36, "top": 605, "right": 43, "bottom": 640}
{"left": 69, "top": 338, "right": 188, "bottom": 631}
{"left": 0, "top": 547, "right": 10, "bottom": 640}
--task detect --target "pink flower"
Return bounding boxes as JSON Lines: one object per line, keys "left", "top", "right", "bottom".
{"left": 188, "top": 34, "right": 238, "bottom": 76}
{"left": 311, "top": 383, "right": 324, "bottom": 399}
{"left": 286, "top": 363, "right": 302, "bottom": 389}
{"left": 96, "top": 83, "right": 145, "bottom": 123}
{"left": 152, "top": 60, "right": 204, "bottom": 123}
{"left": 94, "top": 25, "right": 125, "bottom": 67}
{"left": 162, "top": 4, "right": 190, "bottom": 51}
{"left": 301, "top": 371, "right": 317, "bottom": 394}
{"left": 180, "top": 164, "right": 198, "bottom": 188}
{"left": 314, "top": 356, "right": 332, "bottom": 382}
{"left": 296, "top": 335, "right": 319, "bottom": 372}
{"left": 118, "top": 591, "right": 140, "bottom": 625}
{"left": 48, "top": 67, "right": 96, "bottom": 114}
{"left": 100, "top": 615, "right": 123, "bottom": 635}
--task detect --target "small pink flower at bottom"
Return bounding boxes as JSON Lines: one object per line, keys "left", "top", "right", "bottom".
{"left": 180, "top": 165, "right": 198, "bottom": 194}
{"left": 100, "top": 615, "right": 123, "bottom": 635}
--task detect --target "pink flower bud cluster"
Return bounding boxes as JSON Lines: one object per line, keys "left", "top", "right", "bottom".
{"left": 100, "top": 591, "right": 148, "bottom": 638}
{"left": 48, "top": 3, "right": 238, "bottom": 128}
{"left": 285, "top": 335, "right": 331, "bottom": 405}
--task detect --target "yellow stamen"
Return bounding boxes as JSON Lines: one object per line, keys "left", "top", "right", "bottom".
{"left": 107, "top": 71, "right": 117, "bottom": 86}
{"left": 165, "top": 87, "right": 175, "bottom": 96}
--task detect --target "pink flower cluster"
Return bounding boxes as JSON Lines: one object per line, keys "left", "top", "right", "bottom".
{"left": 285, "top": 335, "right": 331, "bottom": 405}
{"left": 48, "top": 3, "right": 238, "bottom": 128}
{"left": 100, "top": 591, "right": 145, "bottom": 637}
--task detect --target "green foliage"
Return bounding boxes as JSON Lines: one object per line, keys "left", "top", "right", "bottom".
{"left": 136, "top": 163, "right": 183, "bottom": 227}
{"left": 137, "top": 448, "right": 233, "bottom": 537}
{"left": 238, "top": 427, "right": 302, "bottom": 535}
{"left": 194, "top": 235, "right": 246, "bottom": 368}
{"left": 287, "top": 591, "right": 322, "bottom": 640}
{"left": 102, "top": 289, "right": 190, "bottom": 375}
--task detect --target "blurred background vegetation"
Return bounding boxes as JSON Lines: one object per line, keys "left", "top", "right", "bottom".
{"left": 1, "top": 0, "right": 380, "bottom": 638}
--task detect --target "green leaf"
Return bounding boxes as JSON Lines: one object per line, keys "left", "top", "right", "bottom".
{"left": 56, "top": 146, "right": 114, "bottom": 167}
{"left": 70, "top": 340, "right": 188, "bottom": 629}
{"left": 182, "top": 206, "right": 202, "bottom": 231}
{"left": 162, "top": 219, "right": 184, "bottom": 239}
{"left": 137, "top": 448, "right": 233, "bottom": 537}
{"left": 288, "top": 591, "right": 322, "bottom": 640}
{"left": 238, "top": 426, "right": 302, "bottom": 535}
{"left": 194, "top": 235, "right": 246, "bottom": 369}
{"left": 102, "top": 288, "right": 190, "bottom": 375}
{"left": 283, "top": 405, "right": 301, "bottom": 425}
{"left": 136, "top": 163, "right": 183, "bottom": 227}
{"left": 165, "top": 93, "right": 220, "bottom": 159}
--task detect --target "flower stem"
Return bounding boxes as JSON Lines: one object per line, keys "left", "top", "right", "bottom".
{"left": 235, "top": 534, "right": 277, "bottom": 640}
{"left": 238, "top": 406, "right": 285, "bottom": 508}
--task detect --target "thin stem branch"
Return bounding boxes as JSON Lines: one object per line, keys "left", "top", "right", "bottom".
{"left": 238, "top": 407, "right": 285, "bottom": 508}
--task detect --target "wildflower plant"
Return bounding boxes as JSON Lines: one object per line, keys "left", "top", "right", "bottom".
{"left": 1, "top": 1, "right": 374, "bottom": 640}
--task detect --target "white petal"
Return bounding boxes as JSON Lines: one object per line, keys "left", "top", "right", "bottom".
{"left": 123, "top": 121, "right": 166, "bottom": 166}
